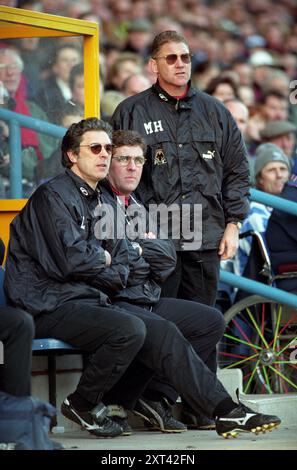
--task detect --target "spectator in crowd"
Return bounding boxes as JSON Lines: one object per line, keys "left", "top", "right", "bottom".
{"left": 235, "top": 143, "right": 290, "bottom": 276}
{"left": 249, "top": 50, "right": 276, "bottom": 102}
{"left": 36, "top": 44, "right": 82, "bottom": 123}
{"left": 69, "top": 63, "right": 85, "bottom": 108}
{"left": 266, "top": 160, "right": 297, "bottom": 293}
{"left": 231, "top": 59, "right": 253, "bottom": 88}
{"left": 105, "top": 52, "right": 143, "bottom": 92}
{"left": 262, "top": 90, "right": 289, "bottom": 122}
{"left": 191, "top": 58, "right": 220, "bottom": 92}
{"left": 224, "top": 99, "right": 249, "bottom": 140}
{"left": 14, "top": 37, "right": 44, "bottom": 101}
{"left": 42, "top": 102, "right": 84, "bottom": 181}
{"left": 238, "top": 84, "right": 255, "bottom": 107}
{"left": 0, "top": 47, "right": 56, "bottom": 195}
{"left": 0, "top": 238, "right": 34, "bottom": 397}
{"left": 125, "top": 19, "right": 153, "bottom": 58}
{"left": 112, "top": 30, "right": 250, "bottom": 307}
{"left": 264, "top": 69, "right": 290, "bottom": 98}
{"left": 260, "top": 120, "right": 297, "bottom": 164}
{"left": 219, "top": 98, "right": 250, "bottom": 295}
{"left": 4, "top": 118, "right": 280, "bottom": 440}
{"left": 101, "top": 90, "right": 125, "bottom": 120}
{"left": 205, "top": 75, "right": 239, "bottom": 102}
{"left": 121, "top": 73, "right": 151, "bottom": 97}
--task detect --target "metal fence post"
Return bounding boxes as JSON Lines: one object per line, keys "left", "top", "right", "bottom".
{"left": 9, "top": 119, "right": 22, "bottom": 199}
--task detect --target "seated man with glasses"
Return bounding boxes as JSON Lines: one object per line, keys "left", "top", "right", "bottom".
{"left": 99, "top": 129, "right": 225, "bottom": 432}
{"left": 4, "top": 118, "right": 145, "bottom": 439}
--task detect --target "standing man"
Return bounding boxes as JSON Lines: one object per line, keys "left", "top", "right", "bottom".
{"left": 112, "top": 30, "right": 250, "bottom": 306}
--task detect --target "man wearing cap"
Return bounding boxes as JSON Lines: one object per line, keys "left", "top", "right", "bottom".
{"left": 260, "top": 119, "right": 297, "bottom": 164}
{"left": 125, "top": 19, "right": 153, "bottom": 58}
{"left": 235, "top": 143, "right": 291, "bottom": 276}
{"left": 266, "top": 160, "right": 297, "bottom": 293}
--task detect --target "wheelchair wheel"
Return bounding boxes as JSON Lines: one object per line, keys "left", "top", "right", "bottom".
{"left": 218, "top": 295, "right": 297, "bottom": 394}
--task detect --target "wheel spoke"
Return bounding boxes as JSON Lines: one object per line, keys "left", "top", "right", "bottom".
{"left": 268, "top": 317, "right": 296, "bottom": 348}
{"left": 246, "top": 307, "right": 269, "bottom": 348}
{"left": 244, "top": 359, "right": 261, "bottom": 393}
{"left": 268, "top": 364, "right": 297, "bottom": 390}
{"left": 230, "top": 316, "right": 259, "bottom": 353}
{"left": 272, "top": 304, "right": 282, "bottom": 351}
{"left": 262, "top": 366, "right": 273, "bottom": 394}
{"left": 276, "top": 336, "right": 297, "bottom": 357}
{"left": 224, "top": 352, "right": 259, "bottom": 369}
{"left": 223, "top": 332, "right": 262, "bottom": 350}
{"left": 220, "top": 351, "right": 249, "bottom": 359}
{"left": 261, "top": 303, "right": 265, "bottom": 337}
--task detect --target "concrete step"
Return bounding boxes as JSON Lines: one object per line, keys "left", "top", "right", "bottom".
{"left": 217, "top": 368, "right": 243, "bottom": 400}
{"left": 240, "top": 393, "right": 297, "bottom": 426}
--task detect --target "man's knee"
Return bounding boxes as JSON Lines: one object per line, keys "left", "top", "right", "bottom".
{"left": 112, "top": 315, "right": 147, "bottom": 351}
{"left": 1, "top": 307, "right": 34, "bottom": 340}
{"left": 210, "top": 308, "right": 226, "bottom": 339}
{"left": 154, "top": 318, "right": 181, "bottom": 341}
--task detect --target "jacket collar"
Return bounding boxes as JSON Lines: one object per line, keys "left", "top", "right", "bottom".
{"left": 152, "top": 80, "right": 196, "bottom": 106}
{"left": 99, "top": 179, "right": 141, "bottom": 207}
{"left": 66, "top": 169, "right": 100, "bottom": 199}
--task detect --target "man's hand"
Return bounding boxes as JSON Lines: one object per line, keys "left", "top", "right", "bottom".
{"left": 218, "top": 223, "right": 240, "bottom": 260}
{"left": 143, "top": 232, "right": 156, "bottom": 239}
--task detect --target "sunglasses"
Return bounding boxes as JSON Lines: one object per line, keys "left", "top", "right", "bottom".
{"left": 79, "top": 143, "right": 113, "bottom": 155}
{"left": 153, "top": 53, "right": 192, "bottom": 65}
{"left": 112, "top": 155, "right": 146, "bottom": 166}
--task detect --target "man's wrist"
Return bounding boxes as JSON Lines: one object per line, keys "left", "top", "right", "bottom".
{"left": 228, "top": 220, "right": 242, "bottom": 230}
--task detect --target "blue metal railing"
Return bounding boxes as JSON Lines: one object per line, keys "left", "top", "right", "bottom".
{"left": 250, "top": 188, "right": 297, "bottom": 217}
{"left": 0, "top": 107, "right": 297, "bottom": 307}
{"left": 220, "top": 271, "right": 297, "bottom": 308}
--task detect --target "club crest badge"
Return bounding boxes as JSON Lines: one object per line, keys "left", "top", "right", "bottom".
{"left": 154, "top": 149, "right": 167, "bottom": 165}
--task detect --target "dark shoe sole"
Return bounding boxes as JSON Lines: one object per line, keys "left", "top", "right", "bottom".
{"left": 187, "top": 423, "right": 215, "bottom": 430}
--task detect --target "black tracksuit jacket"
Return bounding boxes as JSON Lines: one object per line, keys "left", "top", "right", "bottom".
{"left": 111, "top": 81, "right": 250, "bottom": 251}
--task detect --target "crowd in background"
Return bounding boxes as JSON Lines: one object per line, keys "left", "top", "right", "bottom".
{"left": 0, "top": 0, "right": 296, "bottom": 194}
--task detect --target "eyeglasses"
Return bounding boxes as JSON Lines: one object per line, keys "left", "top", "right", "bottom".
{"left": 79, "top": 143, "right": 113, "bottom": 155}
{"left": 0, "top": 63, "right": 19, "bottom": 72}
{"left": 112, "top": 155, "right": 146, "bottom": 166}
{"left": 153, "top": 53, "right": 192, "bottom": 65}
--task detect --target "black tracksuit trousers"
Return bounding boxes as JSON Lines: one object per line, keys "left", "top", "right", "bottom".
{"left": 104, "top": 298, "right": 226, "bottom": 413}
{"left": 0, "top": 307, "right": 35, "bottom": 396}
{"left": 35, "top": 300, "right": 230, "bottom": 417}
